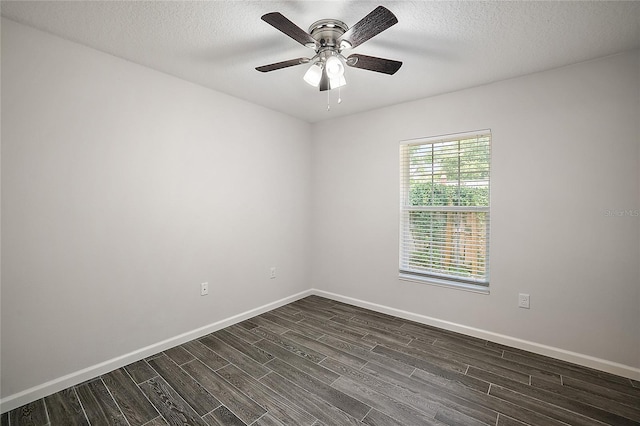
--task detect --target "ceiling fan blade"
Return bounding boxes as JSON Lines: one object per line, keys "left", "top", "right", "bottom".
{"left": 346, "top": 54, "right": 402, "bottom": 75}
{"left": 261, "top": 12, "right": 317, "bottom": 48}
{"left": 256, "top": 57, "right": 310, "bottom": 72}
{"left": 337, "top": 6, "right": 398, "bottom": 49}
{"left": 319, "top": 68, "right": 330, "bottom": 91}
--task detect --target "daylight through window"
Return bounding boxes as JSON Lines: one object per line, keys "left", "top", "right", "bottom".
{"left": 399, "top": 131, "right": 491, "bottom": 289}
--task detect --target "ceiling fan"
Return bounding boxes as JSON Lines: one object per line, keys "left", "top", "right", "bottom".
{"left": 256, "top": 6, "right": 402, "bottom": 92}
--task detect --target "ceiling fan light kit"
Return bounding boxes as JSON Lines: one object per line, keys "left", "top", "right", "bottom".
{"left": 256, "top": 5, "right": 402, "bottom": 106}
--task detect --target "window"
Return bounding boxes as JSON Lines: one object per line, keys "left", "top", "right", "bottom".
{"left": 399, "top": 130, "right": 491, "bottom": 291}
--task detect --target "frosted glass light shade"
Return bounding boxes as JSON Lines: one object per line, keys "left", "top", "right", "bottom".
{"left": 325, "top": 56, "right": 345, "bottom": 78}
{"left": 303, "top": 63, "right": 322, "bottom": 87}
{"left": 330, "top": 75, "right": 346, "bottom": 89}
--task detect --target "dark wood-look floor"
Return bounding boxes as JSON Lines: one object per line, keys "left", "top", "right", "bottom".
{"left": 3, "top": 296, "right": 640, "bottom": 426}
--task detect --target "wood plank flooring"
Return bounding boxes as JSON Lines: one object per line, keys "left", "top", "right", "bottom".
{"left": 3, "top": 296, "right": 639, "bottom": 425}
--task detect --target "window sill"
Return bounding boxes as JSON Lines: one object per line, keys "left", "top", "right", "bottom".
{"left": 399, "top": 273, "right": 490, "bottom": 294}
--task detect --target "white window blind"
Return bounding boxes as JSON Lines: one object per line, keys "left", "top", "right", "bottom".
{"left": 400, "top": 131, "right": 491, "bottom": 288}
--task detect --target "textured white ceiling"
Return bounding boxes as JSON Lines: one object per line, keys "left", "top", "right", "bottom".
{"left": 2, "top": 1, "right": 639, "bottom": 123}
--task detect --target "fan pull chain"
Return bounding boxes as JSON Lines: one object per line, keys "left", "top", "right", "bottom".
{"left": 326, "top": 88, "right": 343, "bottom": 111}
{"left": 326, "top": 88, "right": 344, "bottom": 111}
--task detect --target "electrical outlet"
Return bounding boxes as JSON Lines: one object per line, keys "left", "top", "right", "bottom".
{"left": 270, "top": 267, "right": 276, "bottom": 279}
{"left": 518, "top": 293, "right": 530, "bottom": 309}
{"left": 201, "top": 282, "right": 209, "bottom": 296}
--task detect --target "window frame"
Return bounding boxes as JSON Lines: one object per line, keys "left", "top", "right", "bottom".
{"left": 399, "top": 130, "right": 491, "bottom": 293}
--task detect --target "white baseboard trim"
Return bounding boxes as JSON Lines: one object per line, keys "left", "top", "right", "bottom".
{"left": 3, "top": 287, "right": 638, "bottom": 413}
{"left": 312, "top": 289, "right": 640, "bottom": 381}
{"left": 0, "top": 289, "right": 313, "bottom": 414}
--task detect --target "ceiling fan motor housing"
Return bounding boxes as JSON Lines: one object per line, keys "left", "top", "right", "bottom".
{"left": 308, "top": 19, "right": 349, "bottom": 50}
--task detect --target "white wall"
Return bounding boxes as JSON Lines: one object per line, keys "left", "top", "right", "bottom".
{"left": 1, "top": 19, "right": 311, "bottom": 399}
{"left": 310, "top": 51, "right": 640, "bottom": 372}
